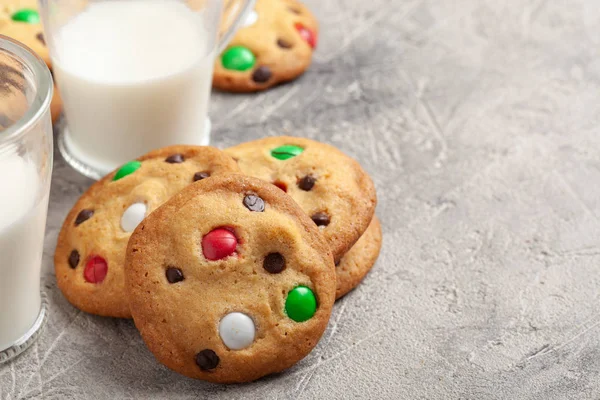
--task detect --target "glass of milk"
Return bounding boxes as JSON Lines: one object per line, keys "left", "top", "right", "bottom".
{"left": 0, "top": 36, "right": 53, "bottom": 363}
{"left": 38, "top": 0, "right": 255, "bottom": 179}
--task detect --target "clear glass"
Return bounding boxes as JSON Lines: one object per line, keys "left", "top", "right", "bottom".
{"left": 0, "top": 35, "right": 53, "bottom": 363}
{"left": 38, "top": 0, "right": 254, "bottom": 180}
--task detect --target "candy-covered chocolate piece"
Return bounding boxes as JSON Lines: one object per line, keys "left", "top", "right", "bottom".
{"left": 285, "top": 285, "right": 317, "bottom": 322}
{"left": 213, "top": 0, "right": 319, "bottom": 92}
{"left": 242, "top": 10, "right": 258, "bottom": 27}
{"left": 219, "top": 312, "right": 256, "bottom": 350}
{"left": 84, "top": 256, "right": 108, "bottom": 284}
{"left": 295, "top": 23, "right": 317, "bottom": 48}
{"left": 221, "top": 46, "right": 256, "bottom": 71}
{"left": 120, "top": 202, "right": 147, "bottom": 232}
{"left": 125, "top": 175, "right": 335, "bottom": 383}
{"left": 54, "top": 145, "right": 240, "bottom": 318}
{"left": 202, "top": 228, "right": 238, "bottom": 260}
{"left": 113, "top": 160, "right": 141, "bottom": 181}
{"left": 11, "top": 8, "right": 40, "bottom": 24}
{"left": 271, "top": 144, "right": 303, "bottom": 160}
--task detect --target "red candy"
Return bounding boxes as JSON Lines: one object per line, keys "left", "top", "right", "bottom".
{"left": 84, "top": 256, "right": 108, "bottom": 283}
{"left": 295, "top": 23, "right": 317, "bottom": 48}
{"left": 202, "top": 228, "right": 238, "bottom": 260}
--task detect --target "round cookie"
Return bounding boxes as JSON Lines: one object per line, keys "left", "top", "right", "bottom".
{"left": 125, "top": 175, "right": 336, "bottom": 383}
{"left": 226, "top": 136, "right": 377, "bottom": 262}
{"left": 213, "top": 0, "right": 318, "bottom": 92}
{"left": 54, "top": 146, "right": 240, "bottom": 318}
{"left": 1, "top": 1, "right": 49, "bottom": 66}
{"left": 1, "top": 2, "right": 63, "bottom": 122}
{"left": 335, "top": 216, "right": 382, "bottom": 299}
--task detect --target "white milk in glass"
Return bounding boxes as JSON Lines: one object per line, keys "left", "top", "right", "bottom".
{"left": 0, "top": 155, "right": 49, "bottom": 351}
{"left": 52, "top": 0, "right": 214, "bottom": 174}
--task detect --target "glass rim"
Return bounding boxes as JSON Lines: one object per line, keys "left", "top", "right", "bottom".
{"left": 0, "top": 35, "right": 53, "bottom": 149}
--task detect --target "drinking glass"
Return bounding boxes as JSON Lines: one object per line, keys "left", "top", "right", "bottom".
{"left": 38, "top": 0, "right": 255, "bottom": 179}
{"left": 0, "top": 35, "right": 53, "bottom": 363}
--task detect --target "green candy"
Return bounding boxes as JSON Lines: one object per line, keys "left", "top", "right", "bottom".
{"left": 11, "top": 9, "right": 40, "bottom": 24}
{"left": 285, "top": 286, "right": 317, "bottom": 322}
{"left": 113, "top": 161, "right": 141, "bottom": 181}
{"left": 271, "top": 145, "right": 304, "bottom": 160}
{"left": 221, "top": 46, "right": 256, "bottom": 71}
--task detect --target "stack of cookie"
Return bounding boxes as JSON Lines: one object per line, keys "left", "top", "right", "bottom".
{"left": 55, "top": 137, "right": 380, "bottom": 383}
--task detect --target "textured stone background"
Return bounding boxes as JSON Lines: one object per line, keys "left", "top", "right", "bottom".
{"left": 3, "top": 0, "right": 600, "bottom": 398}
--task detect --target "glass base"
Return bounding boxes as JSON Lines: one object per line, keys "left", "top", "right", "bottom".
{"left": 0, "top": 292, "right": 48, "bottom": 364}
{"left": 58, "top": 118, "right": 212, "bottom": 181}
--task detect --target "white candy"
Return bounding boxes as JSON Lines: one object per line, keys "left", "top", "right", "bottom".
{"left": 120, "top": 202, "right": 147, "bottom": 232}
{"left": 242, "top": 10, "right": 258, "bottom": 27}
{"left": 219, "top": 312, "right": 255, "bottom": 350}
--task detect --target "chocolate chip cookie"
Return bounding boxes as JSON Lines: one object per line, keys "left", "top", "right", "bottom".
{"left": 335, "top": 216, "right": 382, "bottom": 299}
{"left": 213, "top": 0, "right": 318, "bottom": 92}
{"left": 1, "top": 1, "right": 62, "bottom": 122}
{"left": 226, "top": 136, "right": 377, "bottom": 262}
{"left": 1, "top": 1, "right": 49, "bottom": 66}
{"left": 54, "top": 146, "right": 240, "bottom": 318}
{"left": 125, "top": 175, "right": 336, "bottom": 383}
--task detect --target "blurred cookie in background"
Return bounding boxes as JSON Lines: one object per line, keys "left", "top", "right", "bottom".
{"left": 213, "top": 0, "right": 318, "bottom": 92}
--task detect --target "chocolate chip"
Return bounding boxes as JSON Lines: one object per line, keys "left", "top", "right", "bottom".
{"left": 277, "top": 38, "right": 292, "bottom": 49}
{"left": 165, "top": 154, "right": 184, "bottom": 163}
{"left": 298, "top": 175, "right": 316, "bottom": 191}
{"left": 193, "top": 171, "right": 210, "bottom": 181}
{"left": 335, "top": 259, "right": 341, "bottom": 267}
{"left": 75, "top": 209, "right": 94, "bottom": 226}
{"left": 195, "top": 349, "right": 219, "bottom": 370}
{"left": 68, "top": 250, "right": 80, "bottom": 269}
{"left": 263, "top": 253, "right": 286, "bottom": 274}
{"left": 166, "top": 267, "right": 184, "bottom": 283}
{"left": 36, "top": 32, "right": 45, "bottom": 45}
{"left": 243, "top": 194, "right": 265, "bottom": 212}
{"left": 252, "top": 66, "right": 272, "bottom": 83}
{"left": 311, "top": 212, "right": 330, "bottom": 226}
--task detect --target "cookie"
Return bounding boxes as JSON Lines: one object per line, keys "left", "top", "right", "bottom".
{"left": 1, "top": 1, "right": 63, "bottom": 122}
{"left": 213, "top": 0, "right": 318, "bottom": 92}
{"left": 125, "top": 175, "right": 336, "bottom": 383}
{"left": 226, "top": 136, "right": 377, "bottom": 262}
{"left": 49, "top": 82, "right": 61, "bottom": 122}
{"left": 0, "top": 1, "right": 49, "bottom": 66}
{"left": 335, "top": 216, "right": 382, "bottom": 299}
{"left": 54, "top": 146, "right": 240, "bottom": 318}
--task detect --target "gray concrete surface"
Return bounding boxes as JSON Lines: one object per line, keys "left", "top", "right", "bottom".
{"left": 3, "top": 0, "right": 600, "bottom": 398}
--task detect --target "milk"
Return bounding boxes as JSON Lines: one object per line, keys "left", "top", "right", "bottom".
{"left": 0, "top": 155, "right": 49, "bottom": 351}
{"left": 52, "top": 0, "right": 215, "bottom": 175}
